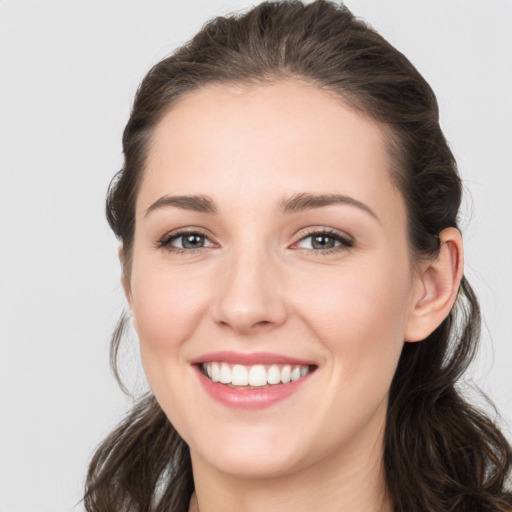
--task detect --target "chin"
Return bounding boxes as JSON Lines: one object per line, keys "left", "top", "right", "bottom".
{"left": 191, "top": 439, "right": 308, "bottom": 480}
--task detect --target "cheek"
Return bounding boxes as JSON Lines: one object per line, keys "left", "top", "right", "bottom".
{"left": 294, "top": 261, "right": 412, "bottom": 382}
{"left": 130, "top": 263, "right": 212, "bottom": 368}
{"left": 129, "top": 264, "right": 215, "bottom": 432}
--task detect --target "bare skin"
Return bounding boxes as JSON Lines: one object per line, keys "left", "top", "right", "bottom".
{"left": 123, "top": 81, "right": 463, "bottom": 512}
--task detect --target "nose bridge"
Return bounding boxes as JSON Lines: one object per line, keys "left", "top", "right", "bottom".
{"left": 212, "top": 236, "right": 287, "bottom": 333}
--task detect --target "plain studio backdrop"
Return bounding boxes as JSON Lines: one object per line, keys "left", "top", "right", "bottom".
{"left": 0, "top": 1, "right": 511, "bottom": 511}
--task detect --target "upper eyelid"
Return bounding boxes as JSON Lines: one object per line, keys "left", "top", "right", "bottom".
{"left": 160, "top": 227, "right": 215, "bottom": 241}
{"left": 292, "top": 227, "right": 354, "bottom": 244}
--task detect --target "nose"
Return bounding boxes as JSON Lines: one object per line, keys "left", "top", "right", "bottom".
{"left": 211, "top": 248, "right": 288, "bottom": 335}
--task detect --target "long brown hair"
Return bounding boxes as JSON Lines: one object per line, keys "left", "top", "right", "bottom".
{"left": 84, "top": 2, "right": 512, "bottom": 511}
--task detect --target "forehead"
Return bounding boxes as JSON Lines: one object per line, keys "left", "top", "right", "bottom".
{"left": 138, "top": 80, "right": 404, "bottom": 226}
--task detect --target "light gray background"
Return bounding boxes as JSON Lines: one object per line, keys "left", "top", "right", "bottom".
{"left": 0, "top": 1, "right": 511, "bottom": 511}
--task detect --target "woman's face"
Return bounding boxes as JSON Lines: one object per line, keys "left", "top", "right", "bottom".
{"left": 126, "top": 81, "right": 424, "bottom": 479}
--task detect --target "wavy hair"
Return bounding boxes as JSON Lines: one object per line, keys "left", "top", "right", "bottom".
{"left": 85, "top": 2, "right": 512, "bottom": 511}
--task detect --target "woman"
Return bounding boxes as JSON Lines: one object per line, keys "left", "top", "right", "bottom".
{"left": 84, "top": 1, "right": 512, "bottom": 511}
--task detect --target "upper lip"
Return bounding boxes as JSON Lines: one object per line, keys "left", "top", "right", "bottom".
{"left": 190, "top": 351, "right": 317, "bottom": 366}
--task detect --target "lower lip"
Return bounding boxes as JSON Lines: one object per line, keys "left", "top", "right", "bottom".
{"left": 194, "top": 366, "right": 312, "bottom": 410}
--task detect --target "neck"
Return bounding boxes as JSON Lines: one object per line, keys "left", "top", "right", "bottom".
{"left": 189, "top": 415, "right": 392, "bottom": 512}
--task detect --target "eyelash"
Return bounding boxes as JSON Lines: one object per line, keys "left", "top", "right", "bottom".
{"left": 156, "top": 229, "right": 215, "bottom": 254}
{"left": 293, "top": 228, "right": 354, "bottom": 255}
{"left": 157, "top": 228, "right": 354, "bottom": 255}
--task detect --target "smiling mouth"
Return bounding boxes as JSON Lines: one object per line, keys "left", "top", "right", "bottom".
{"left": 200, "top": 362, "right": 316, "bottom": 388}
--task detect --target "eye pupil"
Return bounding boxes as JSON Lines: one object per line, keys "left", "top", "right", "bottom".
{"left": 312, "top": 235, "right": 335, "bottom": 249}
{"left": 182, "top": 234, "right": 204, "bottom": 248}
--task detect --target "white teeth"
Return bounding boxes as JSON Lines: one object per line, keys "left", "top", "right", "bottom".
{"left": 219, "top": 363, "right": 231, "bottom": 384}
{"left": 291, "top": 366, "right": 301, "bottom": 382}
{"left": 267, "top": 365, "right": 281, "bottom": 385}
{"left": 202, "top": 362, "right": 313, "bottom": 387}
{"left": 231, "top": 364, "right": 249, "bottom": 386}
{"left": 281, "top": 365, "right": 291, "bottom": 383}
{"left": 248, "top": 365, "right": 267, "bottom": 386}
{"left": 211, "top": 362, "right": 220, "bottom": 382}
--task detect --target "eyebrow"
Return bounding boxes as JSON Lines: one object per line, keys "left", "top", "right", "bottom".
{"left": 277, "top": 192, "right": 379, "bottom": 221}
{"left": 144, "top": 192, "right": 378, "bottom": 221}
{"left": 145, "top": 194, "right": 218, "bottom": 217}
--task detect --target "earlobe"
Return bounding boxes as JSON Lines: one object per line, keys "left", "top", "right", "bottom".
{"left": 405, "top": 227, "right": 464, "bottom": 342}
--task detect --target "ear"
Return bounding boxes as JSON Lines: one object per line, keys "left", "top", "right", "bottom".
{"left": 404, "top": 227, "right": 464, "bottom": 342}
